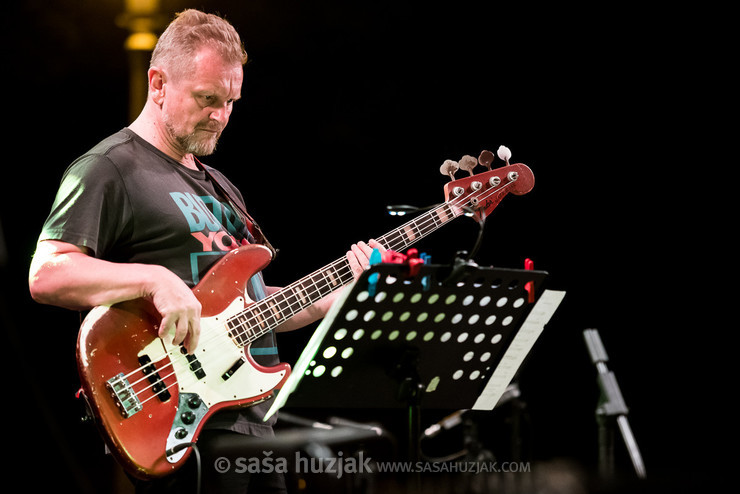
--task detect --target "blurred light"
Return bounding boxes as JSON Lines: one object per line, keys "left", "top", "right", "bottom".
{"left": 126, "top": 0, "right": 159, "bottom": 15}
{"left": 125, "top": 31, "right": 158, "bottom": 51}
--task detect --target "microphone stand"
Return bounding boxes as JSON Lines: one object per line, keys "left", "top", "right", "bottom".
{"left": 583, "top": 329, "right": 646, "bottom": 480}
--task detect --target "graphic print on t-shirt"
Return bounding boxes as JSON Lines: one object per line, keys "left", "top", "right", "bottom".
{"left": 169, "top": 191, "right": 250, "bottom": 285}
{"left": 169, "top": 191, "right": 276, "bottom": 358}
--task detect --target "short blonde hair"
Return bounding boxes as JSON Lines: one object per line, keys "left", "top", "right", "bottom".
{"left": 150, "top": 9, "right": 247, "bottom": 81}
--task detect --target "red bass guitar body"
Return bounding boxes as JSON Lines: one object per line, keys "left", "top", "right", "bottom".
{"left": 77, "top": 244, "right": 290, "bottom": 479}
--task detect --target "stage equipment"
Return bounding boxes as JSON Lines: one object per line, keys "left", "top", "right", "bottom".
{"left": 265, "top": 258, "right": 565, "bottom": 465}
{"left": 584, "top": 328, "right": 646, "bottom": 480}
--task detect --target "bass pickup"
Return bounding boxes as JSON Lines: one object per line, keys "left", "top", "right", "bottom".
{"left": 139, "top": 355, "right": 172, "bottom": 402}
{"left": 221, "top": 356, "right": 246, "bottom": 381}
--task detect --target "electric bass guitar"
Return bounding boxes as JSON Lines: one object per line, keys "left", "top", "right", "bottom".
{"left": 76, "top": 152, "right": 534, "bottom": 479}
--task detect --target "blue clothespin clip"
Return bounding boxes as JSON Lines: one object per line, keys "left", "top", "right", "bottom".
{"left": 367, "top": 248, "right": 383, "bottom": 297}
{"left": 420, "top": 253, "right": 431, "bottom": 291}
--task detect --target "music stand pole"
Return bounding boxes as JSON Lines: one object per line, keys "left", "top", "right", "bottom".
{"left": 583, "top": 329, "right": 646, "bottom": 480}
{"left": 398, "top": 372, "right": 424, "bottom": 463}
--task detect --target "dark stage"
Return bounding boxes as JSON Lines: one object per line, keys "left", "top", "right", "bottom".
{"left": 3, "top": 1, "right": 724, "bottom": 492}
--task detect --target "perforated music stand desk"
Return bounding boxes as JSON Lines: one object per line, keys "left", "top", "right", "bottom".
{"left": 265, "top": 262, "right": 564, "bottom": 462}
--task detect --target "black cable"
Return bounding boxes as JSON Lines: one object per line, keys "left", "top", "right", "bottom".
{"left": 166, "top": 442, "right": 202, "bottom": 494}
{"left": 191, "top": 444, "right": 201, "bottom": 494}
{"left": 462, "top": 206, "right": 486, "bottom": 262}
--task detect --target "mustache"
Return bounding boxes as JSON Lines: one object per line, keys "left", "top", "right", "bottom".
{"left": 197, "top": 125, "right": 224, "bottom": 134}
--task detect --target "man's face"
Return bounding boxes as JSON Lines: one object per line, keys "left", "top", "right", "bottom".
{"left": 160, "top": 48, "right": 243, "bottom": 157}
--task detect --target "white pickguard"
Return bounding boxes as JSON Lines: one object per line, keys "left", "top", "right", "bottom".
{"left": 138, "top": 296, "right": 286, "bottom": 409}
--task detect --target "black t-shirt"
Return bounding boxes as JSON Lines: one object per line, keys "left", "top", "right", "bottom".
{"left": 40, "top": 128, "right": 279, "bottom": 435}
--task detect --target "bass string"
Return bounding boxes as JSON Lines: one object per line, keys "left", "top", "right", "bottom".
{"left": 222, "top": 178, "right": 515, "bottom": 345}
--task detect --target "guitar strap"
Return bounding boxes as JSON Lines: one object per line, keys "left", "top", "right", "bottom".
{"left": 194, "top": 158, "right": 278, "bottom": 258}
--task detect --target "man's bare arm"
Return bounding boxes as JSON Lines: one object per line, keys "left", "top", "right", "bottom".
{"left": 29, "top": 240, "right": 201, "bottom": 350}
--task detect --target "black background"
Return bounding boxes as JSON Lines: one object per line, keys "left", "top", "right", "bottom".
{"left": 2, "top": 1, "right": 727, "bottom": 492}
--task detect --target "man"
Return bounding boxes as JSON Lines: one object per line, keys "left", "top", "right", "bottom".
{"left": 28, "top": 9, "right": 382, "bottom": 493}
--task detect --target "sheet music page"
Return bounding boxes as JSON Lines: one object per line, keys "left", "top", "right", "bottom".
{"left": 472, "top": 289, "right": 566, "bottom": 410}
{"left": 263, "top": 281, "right": 356, "bottom": 421}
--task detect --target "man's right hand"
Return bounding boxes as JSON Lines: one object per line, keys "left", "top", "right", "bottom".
{"left": 147, "top": 266, "right": 201, "bottom": 352}
{"left": 29, "top": 240, "right": 202, "bottom": 351}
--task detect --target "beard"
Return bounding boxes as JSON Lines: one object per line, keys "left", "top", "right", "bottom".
{"left": 163, "top": 114, "right": 223, "bottom": 157}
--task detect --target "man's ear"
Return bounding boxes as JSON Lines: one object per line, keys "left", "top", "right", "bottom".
{"left": 149, "top": 67, "right": 166, "bottom": 106}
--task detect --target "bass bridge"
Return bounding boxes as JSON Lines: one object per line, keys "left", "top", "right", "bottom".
{"left": 105, "top": 373, "right": 143, "bottom": 419}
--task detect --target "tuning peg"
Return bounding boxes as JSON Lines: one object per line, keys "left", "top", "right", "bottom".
{"left": 478, "top": 150, "right": 494, "bottom": 170}
{"left": 458, "top": 155, "right": 477, "bottom": 176}
{"left": 497, "top": 145, "right": 512, "bottom": 165}
{"left": 439, "top": 159, "right": 459, "bottom": 180}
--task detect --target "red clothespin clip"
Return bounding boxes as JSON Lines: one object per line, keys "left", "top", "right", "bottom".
{"left": 381, "top": 250, "right": 407, "bottom": 264}
{"left": 405, "top": 249, "right": 426, "bottom": 279}
{"left": 524, "top": 258, "right": 535, "bottom": 303}
{"left": 381, "top": 248, "right": 426, "bottom": 279}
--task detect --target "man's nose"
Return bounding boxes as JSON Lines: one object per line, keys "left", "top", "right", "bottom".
{"left": 210, "top": 104, "right": 231, "bottom": 124}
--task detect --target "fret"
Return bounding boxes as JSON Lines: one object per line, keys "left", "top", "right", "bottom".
{"left": 322, "top": 266, "right": 339, "bottom": 290}
{"left": 267, "top": 299, "right": 281, "bottom": 320}
{"left": 416, "top": 216, "right": 437, "bottom": 237}
{"left": 429, "top": 209, "right": 442, "bottom": 227}
{"left": 382, "top": 227, "right": 410, "bottom": 251}
{"left": 445, "top": 201, "right": 465, "bottom": 218}
{"left": 226, "top": 318, "right": 249, "bottom": 347}
{"left": 293, "top": 278, "right": 313, "bottom": 306}
{"left": 332, "top": 259, "right": 355, "bottom": 285}
{"left": 316, "top": 269, "right": 337, "bottom": 298}
{"left": 308, "top": 271, "right": 324, "bottom": 288}
{"left": 308, "top": 271, "right": 327, "bottom": 299}
{"left": 275, "top": 292, "right": 293, "bottom": 316}
{"left": 402, "top": 224, "right": 417, "bottom": 244}
{"left": 294, "top": 285, "right": 307, "bottom": 305}
{"left": 379, "top": 229, "right": 404, "bottom": 251}
{"left": 436, "top": 204, "right": 450, "bottom": 224}
{"left": 244, "top": 321, "right": 258, "bottom": 341}
{"left": 255, "top": 311, "right": 266, "bottom": 330}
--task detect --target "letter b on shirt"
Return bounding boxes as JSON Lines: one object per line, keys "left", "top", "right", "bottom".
{"left": 170, "top": 192, "right": 221, "bottom": 232}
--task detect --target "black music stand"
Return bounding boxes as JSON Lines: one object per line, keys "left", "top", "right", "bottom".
{"left": 265, "top": 260, "right": 563, "bottom": 469}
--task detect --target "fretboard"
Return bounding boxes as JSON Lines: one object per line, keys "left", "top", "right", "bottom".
{"left": 226, "top": 202, "right": 462, "bottom": 346}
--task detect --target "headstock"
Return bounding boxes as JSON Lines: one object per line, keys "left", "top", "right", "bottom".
{"left": 441, "top": 146, "right": 534, "bottom": 222}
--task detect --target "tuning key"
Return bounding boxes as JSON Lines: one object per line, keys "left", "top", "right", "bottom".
{"left": 458, "top": 155, "right": 477, "bottom": 176}
{"left": 497, "top": 145, "right": 512, "bottom": 166}
{"left": 478, "top": 150, "right": 494, "bottom": 170}
{"left": 440, "top": 159, "right": 459, "bottom": 180}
